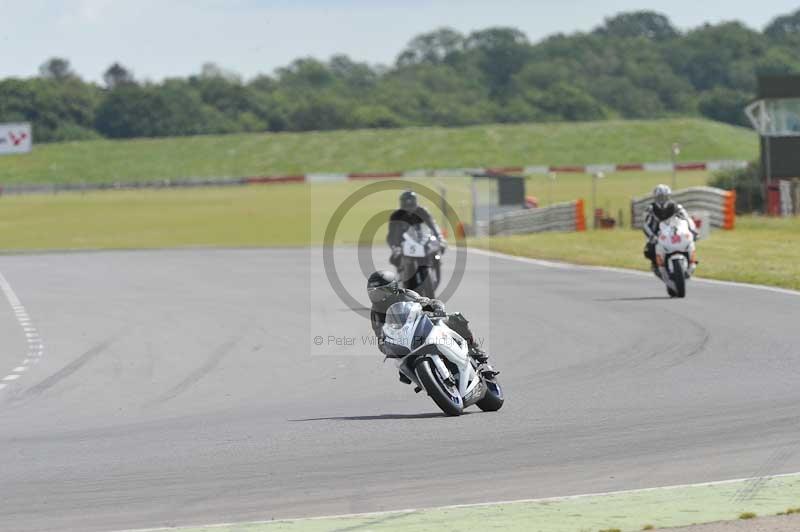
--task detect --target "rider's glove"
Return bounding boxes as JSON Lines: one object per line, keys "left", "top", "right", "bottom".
{"left": 391, "top": 246, "right": 402, "bottom": 258}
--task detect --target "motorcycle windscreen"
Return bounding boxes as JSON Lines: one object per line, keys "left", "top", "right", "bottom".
{"left": 410, "top": 224, "right": 433, "bottom": 241}
{"left": 659, "top": 217, "right": 693, "bottom": 251}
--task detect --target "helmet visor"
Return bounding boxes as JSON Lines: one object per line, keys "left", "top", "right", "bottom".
{"left": 654, "top": 186, "right": 671, "bottom": 207}
{"left": 400, "top": 194, "right": 418, "bottom": 210}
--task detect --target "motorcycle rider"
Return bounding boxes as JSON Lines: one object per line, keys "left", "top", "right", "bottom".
{"left": 387, "top": 190, "right": 445, "bottom": 268}
{"left": 643, "top": 184, "right": 698, "bottom": 269}
{"left": 366, "top": 270, "right": 497, "bottom": 378}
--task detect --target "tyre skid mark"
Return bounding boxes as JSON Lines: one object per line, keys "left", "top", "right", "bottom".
{"left": 19, "top": 339, "right": 114, "bottom": 399}
{"left": 150, "top": 337, "right": 240, "bottom": 405}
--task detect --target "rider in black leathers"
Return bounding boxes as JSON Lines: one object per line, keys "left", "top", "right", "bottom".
{"left": 367, "top": 270, "right": 496, "bottom": 377}
{"left": 387, "top": 190, "right": 445, "bottom": 267}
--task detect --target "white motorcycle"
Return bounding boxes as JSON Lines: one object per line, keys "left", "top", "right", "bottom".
{"left": 654, "top": 215, "right": 698, "bottom": 298}
{"left": 382, "top": 301, "right": 503, "bottom": 416}
{"left": 399, "top": 224, "right": 442, "bottom": 298}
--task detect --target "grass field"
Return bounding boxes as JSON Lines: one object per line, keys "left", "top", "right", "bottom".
{"left": 0, "top": 118, "right": 755, "bottom": 185}
{"left": 477, "top": 216, "right": 800, "bottom": 290}
{"left": 0, "top": 175, "right": 797, "bottom": 290}
{"left": 0, "top": 181, "right": 456, "bottom": 249}
{"left": 0, "top": 170, "right": 710, "bottom": 251}
{"left": 0, "top": 171, "right": 699, "bottom": 249}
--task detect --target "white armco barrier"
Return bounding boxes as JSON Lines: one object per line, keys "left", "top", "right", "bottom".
{"left": 630, "top": 186, "right": 736, "bottom": 230}
{"left": 489, "top": 200, "right": 586, "bottom": 236}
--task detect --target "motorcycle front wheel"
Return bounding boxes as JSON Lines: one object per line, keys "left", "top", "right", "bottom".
{"left": 415, "top": 358, "right": 463, "bottom": 416}
{"left": 669, "top": 260, "right": 686, "bottom": 298}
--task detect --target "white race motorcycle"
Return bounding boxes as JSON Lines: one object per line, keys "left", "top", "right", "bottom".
{"left": 382, "top": 301, "right": 503, "bottom": 416}
{"left": 655, "top": 215, "right": 698, "bottom": 298}
{"left": 399, "top": 224, "right": 442, "bottom": 298}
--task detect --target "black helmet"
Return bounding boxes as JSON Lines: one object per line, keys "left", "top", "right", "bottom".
{"left": 400, "top": 190, "right": 418, "bottom": 211}
{"left": 367, "top": 270, "right": 399, "bottom": 304}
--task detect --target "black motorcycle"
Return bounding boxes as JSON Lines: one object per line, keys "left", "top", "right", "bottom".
{"left": 397, "top": 224, "right": 443, "bottom": 298}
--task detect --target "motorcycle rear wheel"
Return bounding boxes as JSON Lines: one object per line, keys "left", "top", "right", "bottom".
{"left": 476, "top": 378, "right": 504, "bottom": 412}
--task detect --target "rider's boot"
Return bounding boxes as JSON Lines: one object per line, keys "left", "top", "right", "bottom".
{"left": 446, "top": 312, "right": 499, "bottom": 377}
{"left": 651, "top": 261, "right": 660, "bottom": 278}
{"left": 469, "top": 343, "right": 488, "bottom": 363}
{"left": 657, "top": 265, "right": 670, "bottom": 284}
{"left": 469, "top": 344, "right": 499, "bottom": 378}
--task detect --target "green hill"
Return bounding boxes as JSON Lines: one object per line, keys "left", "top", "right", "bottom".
{"left": 0, "top": 118, "right": 756, "bottom": 185}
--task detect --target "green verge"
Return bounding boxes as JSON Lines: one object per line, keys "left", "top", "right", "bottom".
{"left": 0, "top": 170, "right": 706, "bottom": 250}
{"left": 0, "top": 118, "right": 755, "bottom": 185}
{"left": 0, "top": 181, "right": 438, "bottom": 250}
{"left": 0, "top": 174, "right": 795, "bottom": 290}
{"left": 476, "top": 215, "right": 800, "bottom": 291}
{"left": 134, "top": 474, "right": 800, "bottom": 532}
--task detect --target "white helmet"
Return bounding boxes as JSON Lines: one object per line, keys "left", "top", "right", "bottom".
{"left": 653, "top": 184, "right": 672, "bottom": 208}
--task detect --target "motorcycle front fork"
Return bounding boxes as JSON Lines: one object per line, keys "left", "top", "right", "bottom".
{"left": 655, "top": 259, "right": 696, "bottom": 280}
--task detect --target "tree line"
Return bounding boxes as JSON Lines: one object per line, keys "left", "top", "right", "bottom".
{"left": 2, "top": 9, "right": 800, "bottom": 143}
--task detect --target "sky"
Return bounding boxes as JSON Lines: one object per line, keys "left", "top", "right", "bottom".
{"left": 1, "top": 0, "right": 798, "bottom": 82}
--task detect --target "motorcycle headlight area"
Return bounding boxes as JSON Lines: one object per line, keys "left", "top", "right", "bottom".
{"left": 382, "top": 302, "right": 434, "bottom": 355}
{"left": 385, "top": 301, "right": 422, "bottom": 330}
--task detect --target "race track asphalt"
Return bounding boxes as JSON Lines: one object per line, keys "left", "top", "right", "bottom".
{"left": 0, "top": 247, "right": 798, "bottom": 532}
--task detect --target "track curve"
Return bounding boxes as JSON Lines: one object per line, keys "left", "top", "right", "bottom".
{"left": 0, "top": 248, "right": 798, "bottom": 532}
